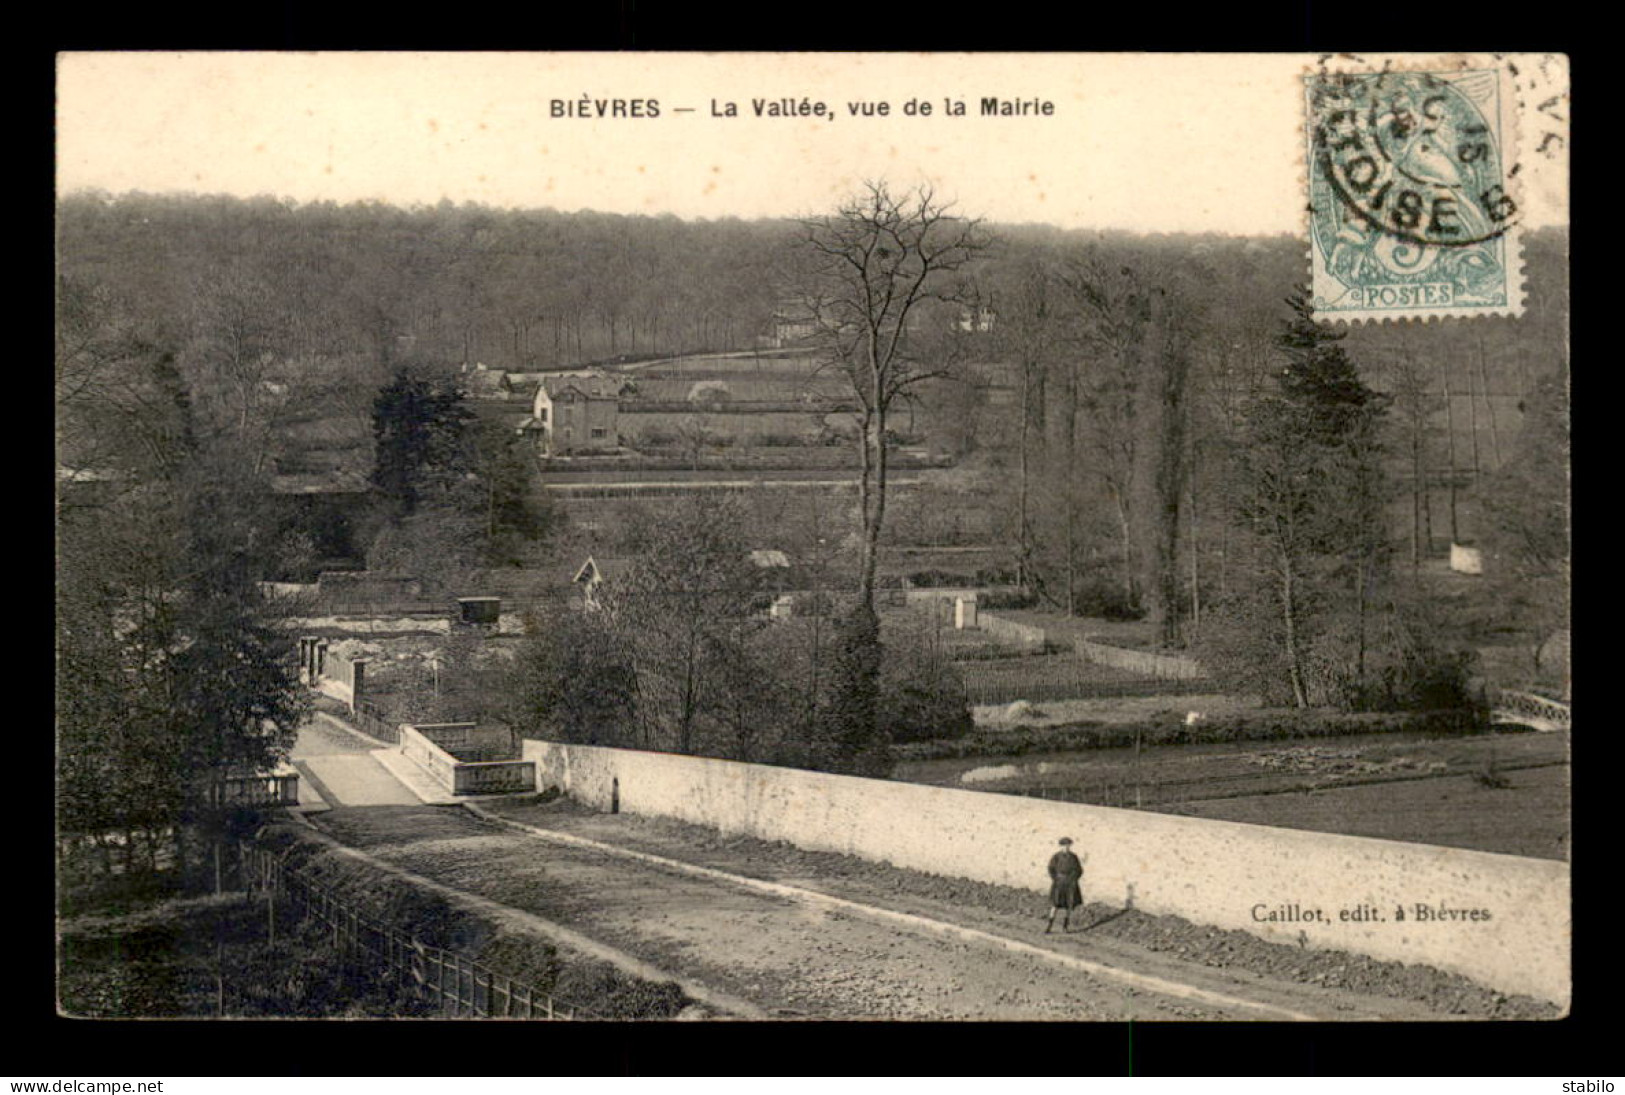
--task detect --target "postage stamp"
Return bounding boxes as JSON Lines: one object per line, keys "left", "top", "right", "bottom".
{"left": 1305, "top": 61, "right": 1524, "bottom": 322}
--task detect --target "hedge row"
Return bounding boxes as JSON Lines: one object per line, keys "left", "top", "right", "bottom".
{"left": 891, "top": 707, "right": 1498, "bottom": 763}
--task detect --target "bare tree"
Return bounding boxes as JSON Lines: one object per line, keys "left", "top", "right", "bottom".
{"left": 987, "top": 260, "right": 1061, "bottom": 597}
{"left": 1381, "top": 337, "right": 1444, "bottom": 571}
{"left": 797, "top": 181, "right": 991, "bottom": 610}
{"left": 1058, "top": 255, "right": 1198, "bottom": 643}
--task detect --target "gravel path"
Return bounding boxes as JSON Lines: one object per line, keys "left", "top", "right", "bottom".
{"left": 481, "top": 800, "right": 1557, "bottom": 1021}
{"left": 307, "top": 801, "right": 1552, "bottom": 1021}
{"left": 312, "top": 805, "right": 1251, "bottom": 1020}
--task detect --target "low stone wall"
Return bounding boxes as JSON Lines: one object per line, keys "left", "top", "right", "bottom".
{"left": 903, "top": 587, "right": 984, "bottom": 605}
{"left": 1075, "top": 640, "right": 1207, "bottom": 681}
{"left": 412, "top": 722, "right": 523, "bottom": 763}
{"left": 401, "top": 725, "right": 460, "bottom": 790}
{"left": 522, "top": 740, "right": 1570, "bottom": 1007}
{"left": 414, "top": 722, "right": 477, "bottom": 753}
{"left": 452, "top": 761, "right": 537, "bottom": 795}
{"left": 317, "top": 571, "right": 440, "bottom": 616}
{"left": 403, "top": 724, "right": 535, "bottom": 795}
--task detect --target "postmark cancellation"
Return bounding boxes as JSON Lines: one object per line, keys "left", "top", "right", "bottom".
{"left": 1305, "top": 59, "right": 1524, "bottom": 322}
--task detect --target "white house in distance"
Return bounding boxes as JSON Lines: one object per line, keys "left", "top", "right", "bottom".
{"left": 767, "top": 300, "right": 818, "bottom": 348}
{"left": 518, "top": 372, "right": 625, "bottom": 455}
{"left": 957, "top": 305, "right": 997, "bottom": 333}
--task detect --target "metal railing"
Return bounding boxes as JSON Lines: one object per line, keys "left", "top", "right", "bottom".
{"left": 351, "top": 700, "right": 402, "bottom": 744}
{"left": 240, "top": 841, "right": 597, "bottom": 1019}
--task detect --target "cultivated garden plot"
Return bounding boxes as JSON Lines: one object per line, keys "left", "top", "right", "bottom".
{"left": 618, "top": 372, "right": 851, "bottom": 403}
{"left": 619, "top": 409, "right": 854, "bottom": 446}
{"left": 893, "top": 729, "right": 1568, "bottom": 860}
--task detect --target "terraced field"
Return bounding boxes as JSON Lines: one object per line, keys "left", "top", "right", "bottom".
{"left": 895, "top": 729, "right": 1569, "bottom": 860}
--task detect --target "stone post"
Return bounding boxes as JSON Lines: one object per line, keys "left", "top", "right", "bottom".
{"left": 954, "top": 595, "right": 979, "bottom": 630}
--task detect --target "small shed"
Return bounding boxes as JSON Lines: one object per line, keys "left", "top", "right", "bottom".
{"left": 456, "top": 596, "right": 502, "bottom": 626}
{"left": 1450, "top": 542, "right": 1485, "bottom": 575}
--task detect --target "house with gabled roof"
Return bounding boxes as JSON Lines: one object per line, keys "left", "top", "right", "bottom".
{"left": 461, "top": 362, "right": 513, "bottom": 399}
{"left": 768, "top": 299, "right": 818, "bottom": 347}
{"left": 572, "top": 555, "right": 634, "bottom": 610}
{"left": 519, "top": 372, "right": 624, "bottom": 455}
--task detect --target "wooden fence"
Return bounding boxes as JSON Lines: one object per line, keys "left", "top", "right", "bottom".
{"left": 240, "top": 841, "right": 595, "bottom": 1019}
{"left": 955, "top": 658, "right": 1211, "bottom": 706}
{"left": 1073, "top": 640, "right": 1210, "bottom": 682}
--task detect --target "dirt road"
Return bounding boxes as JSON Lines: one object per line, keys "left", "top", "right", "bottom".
{"left": 309, "top": 803, "right": 1458, "bottom": 1021}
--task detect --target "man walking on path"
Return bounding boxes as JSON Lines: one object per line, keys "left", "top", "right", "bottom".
{"left": 1045, "top": 837, "right": 1084, "bottom": 934}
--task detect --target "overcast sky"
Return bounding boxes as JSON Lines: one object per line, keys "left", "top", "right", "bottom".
{"left": 56, "top": 52, "right": 1569, "bottom": 234}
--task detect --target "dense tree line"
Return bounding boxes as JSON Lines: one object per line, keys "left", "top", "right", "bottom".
{"left": 1473, "top": 369, "right": 1571, "bottom": 688}
{"left": 964, "top": 229, "right": 1567, "bottom": 646}
{"left": 58, "top": 192, "right": 794, "bottom": 376}
{"left": 1196, "top": 297, "right": 1475, "bottom": 710}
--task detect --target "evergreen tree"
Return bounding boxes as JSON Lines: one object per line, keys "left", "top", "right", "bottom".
{"left": 469, "top": 421, "right": 557, "bottom": 567}
{"left": 1207, "top": 295, "right": 1393, "bottom": 707}
{"left": 817, "top": 602, "right": 889, "bottom": 776}
{"left": 370, "top": 367, "right": 472, "bottom": 515}
{"left": 172, "top": 451, "right": 309, "bottom": 799}
{"left": 58, "top": 430, "right": 309, "bottom": 882}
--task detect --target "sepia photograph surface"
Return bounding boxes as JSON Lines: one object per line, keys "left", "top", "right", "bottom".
{"left": 54, "top": 51, "right": 1571, "bottom": 1022}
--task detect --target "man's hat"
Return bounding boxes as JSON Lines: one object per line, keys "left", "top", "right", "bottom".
{"left": 1058, "top": 837, "right": 1074, "bottom": 845}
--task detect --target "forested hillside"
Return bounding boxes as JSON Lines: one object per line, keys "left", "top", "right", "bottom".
{"left": 56, "top": 192, "right": 1568, "bottom": 633}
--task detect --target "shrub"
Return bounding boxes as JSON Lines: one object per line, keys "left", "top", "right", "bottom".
{"left": 908, "top": 569, "right": 974, "bottom": 589}
{"left": 980, "top": 589, "right": 1038, "bottom": 610}
{"left": 883, "top": 637, "right": 974, "bottom": 745}
{"left": 1069, "top": 577, "right": 1145, "bottom": 621}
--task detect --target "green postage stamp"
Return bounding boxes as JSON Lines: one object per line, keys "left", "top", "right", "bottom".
{"left": 1305, "top": 59, "right": 1523, "bottom": 321}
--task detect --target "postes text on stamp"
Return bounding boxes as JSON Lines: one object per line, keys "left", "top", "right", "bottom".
{"left": 1305, "top": 63, "right": 1522, "bottom": 322}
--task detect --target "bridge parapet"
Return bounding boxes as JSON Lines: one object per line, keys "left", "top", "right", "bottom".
{"left": 1491, "top": 690, "right": 1571, "bottom": 729}
{"left": 401, "top": 723, "right": 534, "bottom": 795}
